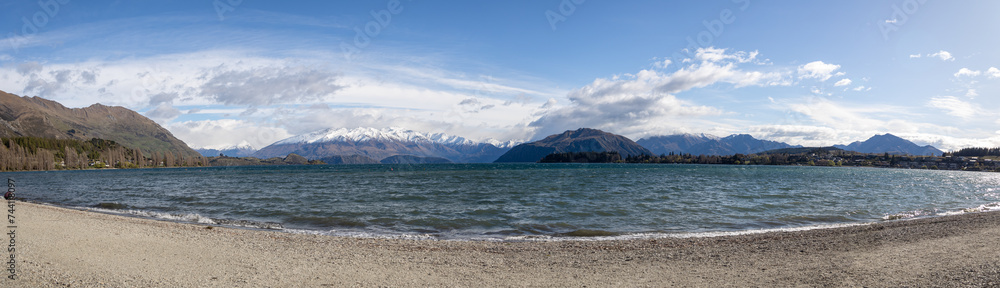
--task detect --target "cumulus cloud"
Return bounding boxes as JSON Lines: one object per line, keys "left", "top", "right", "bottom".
{"left": 79, "top": 70, "right": 98, "bottom": 84}
{"left": 988, "top": 67, "right": 1000, "bottom": 78}
{"left": 834, "top": 78, "right": 852, "bottom": 87}
{"left": 199, "top": 65, "right": 344, "bottom": 106}
{"left": 529, "top": 47, "right": 785, "bottom": 139}
{"left": 148, "top": 92, "right": 178, "bottom": 106}
{"left": 929, "top": 50, "right": 954, "bottom": 61}
{"left": 954, "top": 68, "right": 981, "bottom": 78}
{"left": 797, "top": 61, "right": 841, "bottom": 81}
{"left": 144, "top": 103, "right": 182, "bottom": 122}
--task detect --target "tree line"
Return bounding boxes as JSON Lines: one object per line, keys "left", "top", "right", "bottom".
{"left": 0, "top": 137, "right": 207, "bottom": 171}
{"left": 949, "top": 147, "right": 1000, "bottom": 157}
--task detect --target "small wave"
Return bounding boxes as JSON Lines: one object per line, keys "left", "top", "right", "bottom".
{"left": 84, "top": 206, "right": 286, "bottom": 230}
{"left": 884, "top": 202, "right": 1000, "bottom": 220}
{"left": 212, "top": 218, "right": 284, "bottom": 230}
{"left": 882, "top": 210, "right": 934, "bottom": 220}
{"left": 85, "top": 207, "right": 217, "bottom": 224}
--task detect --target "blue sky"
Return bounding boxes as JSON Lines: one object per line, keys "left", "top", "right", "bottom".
{"left": 2, "top": 0, "right": 999, "bottom": 151}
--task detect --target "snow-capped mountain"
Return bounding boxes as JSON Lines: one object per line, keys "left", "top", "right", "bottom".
{"left": 273, "top": 127, "right": 515, "bottom": 147}
{"left": 196, "top": 141, "right": 258, "bottom": 157}
{"left": 255, "top": 127, "right": 518, "bottom": 163}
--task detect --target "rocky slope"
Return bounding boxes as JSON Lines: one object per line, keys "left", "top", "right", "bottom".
{"left": 0, "top": 91, "right": 200, "bottom": 158}
{"left": 494, "top": 128, "right": 652, "bottom": 163}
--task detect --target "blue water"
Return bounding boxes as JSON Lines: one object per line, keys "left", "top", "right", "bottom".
{"left": 8, "top": 164, "right": 1000, "bottom": 240}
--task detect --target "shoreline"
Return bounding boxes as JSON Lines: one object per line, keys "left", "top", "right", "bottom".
{"left": 14, "top": 201, "right": 1000, "bottom": 286}
{"left": 50, "top": 199, "right": 1000, "bottom": 242}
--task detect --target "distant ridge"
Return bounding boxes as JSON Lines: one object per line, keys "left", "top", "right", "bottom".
{"left": 0, "top": 91, "right": 200, "bottom": 158}
{"left": 636, "top": 134, "right": 717, "bottom": 155}
{"left": 637, "top": 133, "right": 797, "bottom": 156}
{"left": 759, "top": 146, "right": 844, "bottom": 155}
{"left": 494, "top": 128, "right": 652, "bottom": 163}
{"left": 834, "top": 134, "right": 943, "bottom": 156}
{"left": 380, "top": 155, "right": 452, "bottom": 164}
{"left": 196, "top": 142, "right": 257, "bottom": 157}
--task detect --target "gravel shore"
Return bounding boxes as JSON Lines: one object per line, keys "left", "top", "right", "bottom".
{"left": 11, "top": 202, "right": 1000, "bottom": 287}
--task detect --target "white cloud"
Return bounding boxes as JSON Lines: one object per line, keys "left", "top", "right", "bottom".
{"left": 927, "top": 96, "right": 984, "bottom": 119}
{"left": 797, "top": 61, "right": 841, "bottom": 81}
{"left": 988, "top": 67, "right": 1000, "bottom": 78}
{"left": 853, "top": 85, "right": 867, "bottom": 91}
{"left": 909, "top": 54, "right": 921, "bottom": 58}
{"left": 529, "top": 48, "right": 786, "bottom": 139}
{"left": 168, "top": 119, "right": 293, "bottom": 150}
{"left": 653, "top": 59, "right": 672, "bottom": 69}
{"left": 929, "top": 50, "right": 954, "bottom": 61}
{"left": 144, "top": 103, "right": 182, "bottom": 123}
{"left": 954, "top": 68, "right": 981, "bottom": 78}
{"left": 199, "top": 65, "right": 345, "bottom": 106}
{"left": 695, "top": 47, "right": 760, "bottom": 64}
{"left": 966, "top": 89, "right": 978, "bottom": 97}
{"left": 834, "top": 78, "right": 852, "bottom": 87}
{"left": 0, "top": 50, "right": 557, "bottom": 147}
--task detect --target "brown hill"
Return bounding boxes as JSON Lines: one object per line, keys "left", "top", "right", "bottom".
{"left": 0, "top": 91, "right": 200, "bottom": 158}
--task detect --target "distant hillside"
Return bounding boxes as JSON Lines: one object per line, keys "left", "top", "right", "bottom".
{"left": 254, "top": 127, "right": 513, "bottom": 163}
{"left": 834, "top": 134, "right": 943, "bottom": 156}
{"left": 380, "top": 155, "right": 452, "bottom": 164}
{"left": 494, "top": 128, "right": 652, "bottom": 163}
{"left": 205, "top": 153, "right": 323, "bottom": 166}
{"left": 0, "top": 91, "right": 200, "bottom": 158}
{"left": 317, "top": 155, "right": 379, "bottom": 164}
{"left": 197, "top": 143, "right": 257, "bottom": 157}
{"left": 636, "top": 134, "right": 716, "bottom": 155}
{"left": 759, "top": 146, "right": 844, "bottom": 155}
{"left": 638, "top": 133, "right": 797, "bottom": 156}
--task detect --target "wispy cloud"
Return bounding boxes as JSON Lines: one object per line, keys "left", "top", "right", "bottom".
{"left": 927, "top": 96, "right": 986, "bottom": 120}
{"left": 929, "top": 50, "right": 954, "bottom": 61}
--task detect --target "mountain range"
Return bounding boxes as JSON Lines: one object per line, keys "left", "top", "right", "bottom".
{"left": 494, "top": 128, "right": 652, "bottom": 162}
{"left": 195, "top": 142, "right": 257, "bottom": 157}
{"left": 253, "top": 127, "right": 516, "bottom": 163}
{"left": 0, "top": 91, "right": 200, "bottom": 158}
{"left": 1, "top": 93, "right": 947, "bottom": 164}
{"left": 637, "top": 134, "right": 799, "bottom": 156}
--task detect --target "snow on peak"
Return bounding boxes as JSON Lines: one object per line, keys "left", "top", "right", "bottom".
{"left": 274, "top": 127, "right": 514, "bottom": 147}
{"left": 198, "top": 140, "right": 256, "bottom": 151}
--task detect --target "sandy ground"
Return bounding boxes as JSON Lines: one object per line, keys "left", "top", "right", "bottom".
{"left": 7, "top": 202, "right": 1000, "bottom": 287}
